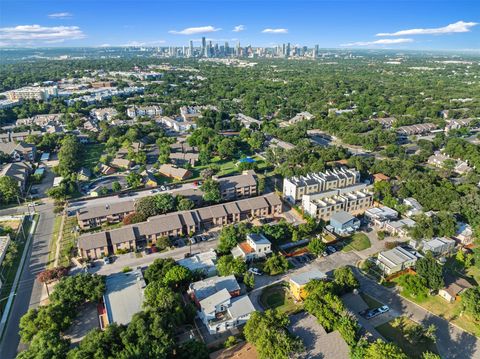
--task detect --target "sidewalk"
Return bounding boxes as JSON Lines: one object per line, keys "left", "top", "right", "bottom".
{"left": 0, "top": 216, "right": 37, "bottom": 340}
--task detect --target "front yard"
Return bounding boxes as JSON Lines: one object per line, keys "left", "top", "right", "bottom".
{"left": 342, "top": 233, "right": 371, "bottom": 252}
{"left": 259, "top": 283, "right": 301, "bottom": 314}
{"left": 376, "top": 317, "right": 439, "bottom": 359}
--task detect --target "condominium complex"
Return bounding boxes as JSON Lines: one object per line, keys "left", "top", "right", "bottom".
{"left": 283, "top": 167, "right": 360, "bottom": 203}
{"left": 77, "top": 193, "right": 282, "bottom": 259}
{"left": 6, "top": 86, "right": 58, "bottom": 101}
{"left": 302, "top": 183, "right": 374, "bottom": 221}
{"left": 217, "top": 170, "right": 257, "bottom": 200}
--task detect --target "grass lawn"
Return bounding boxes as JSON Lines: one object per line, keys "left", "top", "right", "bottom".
{"left": 47, "top": 215, "right": 63, "bottom": 268}
{"left": 259, "top": 284, "right": 300, "bottom": 314}
{"left": 467, "top": 266, "right": 480, "bottom": 285}
{"left": 342, "top": 233, "right": 371, "bottom": 252}
{"left": 81, "top": 144, "right": 105, "bottom": 171}
{"left": 191, "top": 155, "right": 271, "bottom": 180}
{"left": 0, "top": 215, "right": 38, "bottom": 315}
{"left": 58, "top": 216, "right": 78, "bottom": 267}
{"left": 376, "top": 317, "right": 439, "bottom": 359}
{"left": 393, "top": 279, "right": 480, "bottom": 337}
{"left": 360, "top": 292, "right": 383, "bottom": 309}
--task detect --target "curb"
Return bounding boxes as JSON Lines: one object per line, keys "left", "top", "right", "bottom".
{"left": 0, "top": 215, "right": 39, "bottom": 342}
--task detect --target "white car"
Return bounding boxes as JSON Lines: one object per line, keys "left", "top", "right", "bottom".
{"left": 248, "top": 268, "right": 262, "bottom": 276}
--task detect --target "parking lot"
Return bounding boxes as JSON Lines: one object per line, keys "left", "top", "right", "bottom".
{"left": 288, "top": 253, "right": 315, "bottom": 268}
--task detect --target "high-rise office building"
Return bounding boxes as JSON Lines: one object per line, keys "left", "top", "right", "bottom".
{"left": 314, "top": 44, "right": 319, "bottom": 58}
{"left": 189, "top": 40, "right": 194, "bottom": 58}
{"left": 201, "top": 37, "right": 207, "bottom": 57}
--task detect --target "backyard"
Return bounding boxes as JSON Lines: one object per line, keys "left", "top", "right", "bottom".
{"left": 376, "top": 317, "right": 439, "bottom": 359}
{"left": 342, "top": 233, "right": 371, "bottom": 252}
{"left": 80, "top": 144, "right": 105, "bottom": 171}
{"left": 259, "top": 283, "right": 300, "bottom": 314}
{"left": 58, "top": 216, "right": 79, "bottom": 267}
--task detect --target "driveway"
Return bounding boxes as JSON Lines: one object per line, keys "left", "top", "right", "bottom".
{"left": 352, "top": 268, "right": 480, "bottom": 359}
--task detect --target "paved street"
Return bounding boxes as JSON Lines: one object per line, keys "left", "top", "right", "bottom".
{"left": 89, "top": 237, "right": 219, "bottom": 276}
{"left": 67, "top": 182, "right": 196, "bottom": 211}
{"left": 0, "top": 202, "right": 56, "bottom": 359}
{"left": 352, "top": 267, "right": 480, "bottom": 359}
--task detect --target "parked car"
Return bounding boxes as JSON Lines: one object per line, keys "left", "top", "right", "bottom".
{"left": 184, "top": 252, "right": 192, "bottom": 258}
{"left": 248, "top": 267, "right": 263, "bottom": 276}
{"left": 326, "top": 246, "right": 337, "bottom": 254}
{"left": 103, "top": 257, "right": 112, "bottom": 265}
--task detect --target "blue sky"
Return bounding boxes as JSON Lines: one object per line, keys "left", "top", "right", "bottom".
{"left": 0, "top": 0, "right": 479, "bottom": 50}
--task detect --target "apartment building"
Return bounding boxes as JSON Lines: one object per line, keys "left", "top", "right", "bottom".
{"left": 217, "top": 170, "right": 257, "bottom": 200}
{"left": 396, "top": 123, "right": 437, "bottom": 136}
{"left": 0, "top": 142, "right": 36, "bottom": 162}
{"left": 377, "top": 246, "right": 418, "bottom": 275}
{"left": 6, "top": 86, "right": 58, "bottom": 101}
{"left": 158, "top": 116, "right": 197, "bottom": 132}
{"left": 127, "top": 105, "right": 163, "bottom": 118}
{"left": 77, "top": 193, "right": 283, "bottom": 258}
{"left": 283, "top": 167, "right": 360, "bottom": 203}
{"left": 0, "top": 162, "right": 31, "bottom": 194}
{"left": 302, "top": 183, "right": 373, "bottom": 221}
{"left": 234, "top": 113, "right": 262, "bottom": 129}
{"left": 76, "top": 201, "right": 136, "bottom": 230}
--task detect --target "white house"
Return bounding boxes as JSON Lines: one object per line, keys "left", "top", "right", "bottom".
{"left": 422, "top": 237, "right": 456, "bottom": 256}
{"left": 177, "top": 249, "right": 217, "bottom": 277}
{"left": 231, "top": 233, "right": 272, "bottom": 261}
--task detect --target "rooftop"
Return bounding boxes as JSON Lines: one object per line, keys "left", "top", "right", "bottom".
{"left": 290, "top": 269, "right": 327, "bottom": 287}
{"left": 104, "top": 269, "right": 145, "bottom": 326}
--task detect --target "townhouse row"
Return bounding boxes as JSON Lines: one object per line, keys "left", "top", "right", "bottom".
{"left": 76, "top": 171, "right": 259, "bottom": 230}
{"left": 77, "top": 193, "right": 282, "bottom": 259}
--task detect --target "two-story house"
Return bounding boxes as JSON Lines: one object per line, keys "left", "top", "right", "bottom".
{"left": 231, "top": 233, "right": 272, "bottom": 261}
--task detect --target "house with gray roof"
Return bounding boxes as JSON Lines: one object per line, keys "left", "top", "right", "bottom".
{"left": 377, "top": 246, "right": 419, "bottom": 275}
{"left": 217, "top": 170, "right": 257, "bottom": 200}
{"left": 77, "top": 232, "right": 109, "bottom": 259}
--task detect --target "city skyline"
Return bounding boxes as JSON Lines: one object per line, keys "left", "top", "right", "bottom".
{"left": 0, "top": 0, "right": 479, "bottom": 50}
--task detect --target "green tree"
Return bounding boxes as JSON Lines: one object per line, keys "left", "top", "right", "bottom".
{"left": 244, "top": 271, "right": 255, "bottom": 290}
{"left": 416, "top": 252, "right": 444, "bottom": 291}
{"left": 461, "top": 286, "right": 480, "bottom": 320}
{"left": 397, "top": 274, "right": 429, "bottom": 299}
{"left": 17, "top": 330, "right": 70, "bottom": 359}
{"left": 217, "top": 225, "right": 244, "bottom": 254}
{"left": 201, "top": 178, "right": 221, "bottom": 203}
{"left": 216, "top": 255, "right": 247, "bottom": 277}
{"left": 154, "top": 193, "right": 176, "bottom": 214}
{"left": 67, "top": 325, "right": 124, "bottom": 359}
{"left": 57, "top": 135, "right": 82, "bottom": 176}
{"left": 263, "top": 253, "right": 289, "bottom": 275}
{"left": 126, "top": 171, "right": 142, "bottom": 188}
{"left": 307, "top": 237, "right": 326, "bottom": 256}
{"left": 335, "top": 313, "right": 359, "bottom": 347}
{"left": 364, "top": 340, "right": 408, "bottom": 359}
{"left": 163, "top": 265, "right": 192, "bottom": 289}
{"left": 224, "top": 335, "right": 237, "bottom": 348}
{"left": 333, "top": 267, "right": 359, "bottom": 294}
{"left": 144, "top": 258, "right": 177, "bottom": 283}
{"left": 176, "top": 340, "right": 209, "bottom": 359}
{"left": 112, "top": 181, "right": 122, "bottom": 192}
{"left": 422, "top": 352, "right": 441, "bottom": 359}
{"left": 244, "top": 310, "right": 304, "bottom": 359}
{"left": 0, "top": 176, "right": 20, "bottom": 204}
{"left": 177, "top": 197, "right": 195, "bottom": 211}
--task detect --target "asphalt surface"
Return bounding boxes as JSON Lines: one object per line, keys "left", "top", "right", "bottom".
{"left": 352, "top": 267, "right": 480, "bottom": 359}
{"left": 0, "top": 202, "right": 56, "bottom": 359}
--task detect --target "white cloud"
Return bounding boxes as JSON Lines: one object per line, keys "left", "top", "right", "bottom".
{"left": 48, "top": 12, "right": 73, "bottom": 19}
{"left": 341, "top": 38, "right": 414, "bottom": 47}
{"left": 262, "top": 28, "right": 288, "bottom": 34}
{"left": 377, "top": 21, "right": 478, "bottom": 36}
{"left": 0, "top": 25, "right": 85, "bottom": 45}
{"left": 169, "top": 26, "right": 221, "bottom": 35}
{"left": 122, "top": 40, "right": 166, "bottom": 47}
{"left": 233, "top": 25, "right": 245, "bottom": 32}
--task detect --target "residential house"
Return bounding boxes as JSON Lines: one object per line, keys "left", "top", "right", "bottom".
{"left": 231, "top": 233, "right": 272, "bottom": 261}
{"left": 109, "top": 226, "right": 137, "bottom": 254}
{"left": 99, "top": 164, "right": 116, "bottom": 176}
{"left": 283, "top": 167, "right": 361, "bottom": 203}
{"left": 0, "top": 142, "right": 36, "bottom": 162}
{"left": 404, "top": 197, "right": 423, "bottom": 217}
{"left": 326, "top": 211, "right": 361, "bottom": 236}
{"left": 289, "top": 269, "right": 327, "bottom": 301}
{"left": 158, "top": 164, "right": 192, "bottom": 181}
{"left": 438, "top": 276, "right": 473, "bottom": 303}
{"left": 373, "top": 173, "right": 390, "bottom": 183}
{"left": 235, "top": 113, "right": 262, "bottom": 129}
{"left": 377, "top": 246, "right": 418, "bottom": 275}
{"left": 127, "top": 105, "right": 162, "bottom": 118}
{"left": 189, "top": 275, "right": 254, "bottom": 334}
{"left": 422, "top": 237, "right": 456, "bottom": 256}
{"left": 455, "top": 223, "right": 474, "bottom": 246}
{"left": 0, "top": 162, "right": 31, "bottom": 193}
{"left": 177, "top": 249, "right": 217, "bottom": 277}
{"left": 384, "top": 218, "right": 416, "bottom": 237}
{"left": 279, "top": 111, "right": 314, "bottom": 127}
{"left": 158, "top": 116, "right": 197, "bottom": 132}
{"left": 143, "top": 172, "right": 159, "bottom": 188}
{"left": 78, "top": 167, "right": 92, "bottom": 181}
{"left": 90, "top": 108, "right": 118, "bottom": 121}
{"left": 365, "top": 206, "right": 398, "bottom": 226}
{"left": 111, "top": 158, "right": 133, "bottom": 169}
